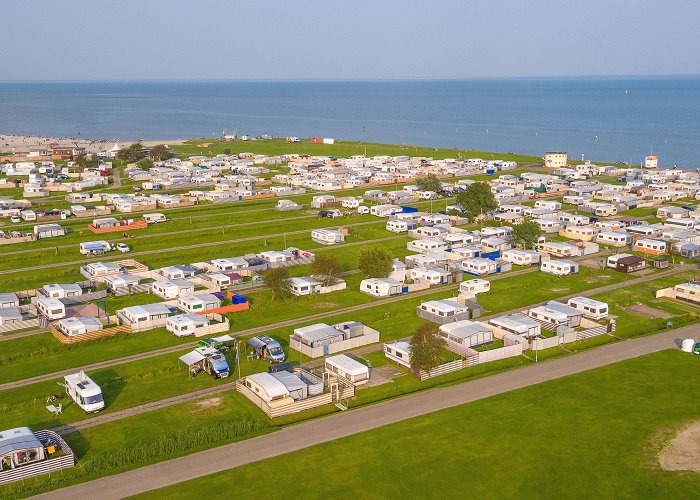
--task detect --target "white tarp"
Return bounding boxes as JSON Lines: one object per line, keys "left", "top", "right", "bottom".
{"left": 179, "top": 350, "right": 205, "bottom": 367}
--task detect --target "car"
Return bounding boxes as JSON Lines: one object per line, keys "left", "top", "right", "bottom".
{"left": 10, "top": 216, "right": 21, "bottom": 223}
{"left": 681, "top": 205, "right": 696, "bottom": 211}
{"left": 115, "top": 243, "right": 131, "bottom": 253}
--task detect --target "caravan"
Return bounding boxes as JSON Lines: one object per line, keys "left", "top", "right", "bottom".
{"left": 143, "top": 213, "right": 168, "bottom": 224}
{"left": 79, "top": 241, "right": 113, "bottom": 255}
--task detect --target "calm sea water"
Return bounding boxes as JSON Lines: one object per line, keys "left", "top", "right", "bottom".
{"left": 0, "top": 78, "right": 698, "bottom": 167}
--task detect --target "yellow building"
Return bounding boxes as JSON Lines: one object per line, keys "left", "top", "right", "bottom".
{"left": 544, "top": 152, "right": 568, "bottom": 168}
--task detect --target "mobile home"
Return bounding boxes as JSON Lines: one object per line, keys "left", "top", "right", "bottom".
{"left": 386, "top": 219, "right": 416, "bottom": 233}
{"left": 566, "top": 296, "right": 609, "bottom": 320}
{"left": 459, "top": 279, "right": 490, "bottom": 295}
{"left": 311, "top": 228, "right": 345, "bottom": 245}
{"left": 360, "top": 278, "right": 404, "bottom": 297}
{"left": 383, "top": 341, "right": 412, "bottom": 368}
{"left": 417, "top": 299, "right": 470, "bottom": 324}
{"left": 489, "top": 314, "right": 541, "bottom": 338}
{"left": 36, "top": 296, "right": 66, "bottom": 320}
{"left": 634, "top": 238, "right": 667, "bottom": 256}
{"left": 500, "top": 249, "right": 541, "bottom": 265}
{"left": 324, "top": 354, "right": 370, "bottom": 386}
{"left": 540, "top": 259, "right": 579, "bottom": 276}
{"left": 528, "top": 301, "right": 583, "bottom": 327}
{"left": 56, "top": 317, "right": 103, "bottom": 337}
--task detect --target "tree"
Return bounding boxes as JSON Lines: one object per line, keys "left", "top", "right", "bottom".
{"left": 117, "top": 142, "right": 146, "bottom": 162}
{"left": 136, "top": 158, "right": 154, "bottom": 170}
{"left": 511, "top": 220, "right": 544, "bottom": 250}
{"left": 358, "top": 247, "right": 393, "bottom": 278}
{"left": 223, "top": 148, "right": 232, "bottom": 155}
{"left": 149, "top": 144, "right": 175, "bottom": 161}
{"left": 454, "top": 182, "right": 498, "bottom": 222}
{"left": 74, "top": 154, "right": 97, "bottom": 169}
{"left": 416, "top": 174, "right": 442, "bottom": 193}
{"left": 310, "top": 254, "right": 342, "bottom": 286}
{"left": 409, "top": 324, "right": 446, "bottom": 375}
{"left": 264, "top": 266, "right": 292, "bottom": 302}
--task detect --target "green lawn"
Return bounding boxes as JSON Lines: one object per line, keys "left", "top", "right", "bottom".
{"left": 132, "top": 349, "right": 700, "bottom": 500}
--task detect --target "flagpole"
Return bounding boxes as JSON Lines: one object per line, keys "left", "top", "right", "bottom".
{"left": 236, "top": 341, "right": 241, "bottom": 379}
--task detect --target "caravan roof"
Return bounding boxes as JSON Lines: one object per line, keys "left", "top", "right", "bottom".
{"left": 293, "top": 323, "right": 345, "bottom": 347}
{"left": 246, "top": 372, "right": 290, "bottom": 399}
{"left": 439, "top": 320, "right": 491, "bottom": 339}
{"left": 325, "top": 354, "right": 368, "bottom": 376}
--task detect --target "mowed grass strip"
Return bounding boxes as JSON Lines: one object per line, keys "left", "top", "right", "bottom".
{"left": 132, "top": 349, "right": 700, "bottom": 500}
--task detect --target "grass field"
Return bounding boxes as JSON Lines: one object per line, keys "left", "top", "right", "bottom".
{"left": 132, "top": 349, "right": 700, "bottom": 500}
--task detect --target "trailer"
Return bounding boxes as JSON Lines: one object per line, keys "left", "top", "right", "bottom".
{"left": 79, "top": 240, "right": 113, "bottom": 255}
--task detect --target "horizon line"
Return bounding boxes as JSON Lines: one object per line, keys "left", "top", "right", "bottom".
{"left": 1, "top": 73, "right": 700, "bottom": 84}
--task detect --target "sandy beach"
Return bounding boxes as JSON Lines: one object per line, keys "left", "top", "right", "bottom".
{"left": 0, "top": 134, "right": 185, "bottom": 154}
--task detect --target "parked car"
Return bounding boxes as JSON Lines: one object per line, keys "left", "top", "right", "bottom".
{"left": 10, "top": 216, "right": 21, "bottom": 223}
{"left": 682, "top": 205, "right": 696, "bottom": 211}
{"left": 115, "top": 243, "right": 131, "bottom": 253}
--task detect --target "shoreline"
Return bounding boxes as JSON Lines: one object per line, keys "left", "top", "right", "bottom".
{"left": 0, "top": 134, "right": 185, "bottom": 154}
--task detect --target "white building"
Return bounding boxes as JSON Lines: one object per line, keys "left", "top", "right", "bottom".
{"left": 311, "top": 228, "right": 345, "bottom": 245}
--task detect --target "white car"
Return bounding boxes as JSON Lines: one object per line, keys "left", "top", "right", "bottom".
{"left": 115, "top": 243, "right": 131, "bottom": 253}
{"left": 10, "top": 216, "right": 21, "bottom": 223}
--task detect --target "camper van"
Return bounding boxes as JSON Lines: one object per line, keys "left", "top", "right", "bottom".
{"left": 62, "top": 371, "right": 105, "bottom": 413}
{"left": 143, "top": 213, "right": 167, "bottom": 224}
{"left": 246, "top": 335, "right": 286, "bottom": 363}
{"left": 198, "top": 346, "right": 230, "bottom": 379}
{"left": 79, "top": 240, "right": 113, "bottom": 255}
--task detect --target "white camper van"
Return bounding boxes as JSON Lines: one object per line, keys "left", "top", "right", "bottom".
{"left": 62, "top": 371, "right": 105, "bottom": 413}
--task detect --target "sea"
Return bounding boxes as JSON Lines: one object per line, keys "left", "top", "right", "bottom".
{"left": 0, "top": 77, "right": 698, "bottom": 168}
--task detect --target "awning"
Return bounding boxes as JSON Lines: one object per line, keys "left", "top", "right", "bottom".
{"left": 212, "top": 334, "right": 235, "bottom": 343}
{"left": 179, "top": 351, "right": 205, "bottom": 367}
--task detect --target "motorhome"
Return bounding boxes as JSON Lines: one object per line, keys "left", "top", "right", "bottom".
{"left": 246, "top": 335, "right": 286, "bottom": 363}
{"left": 62, "top": 371, "right": 105, "bottom": 413}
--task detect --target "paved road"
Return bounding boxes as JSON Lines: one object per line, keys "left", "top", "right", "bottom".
{"left": 33, "top": 325, "right": 695, "bottom": 500}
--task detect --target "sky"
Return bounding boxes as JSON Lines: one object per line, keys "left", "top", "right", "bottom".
{"left": 1, "top": 0, "right": 699, "bottom": 81}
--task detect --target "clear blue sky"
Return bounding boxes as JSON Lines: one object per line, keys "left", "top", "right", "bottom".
{"left": 2, "top": 0, "right": 698, "bottom": 81}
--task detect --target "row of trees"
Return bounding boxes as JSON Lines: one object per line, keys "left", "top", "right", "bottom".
{"left": 116, "top": 142, "right": 175, "bottom": 162}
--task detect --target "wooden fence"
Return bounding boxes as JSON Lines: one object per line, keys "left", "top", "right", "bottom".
{"left": 51, "top": 324, "right": 132, "bottom": 344}
{"left": 477, "top": 344, "right": 523, "bottom": 363}
{"left": 419, "top": 359, "right": 465, "bottom": 381}
{"left": 236, "top": 380, "right": 336, "bottom": 418}
{"left": 0, "top": 318, "right": 41, "bottom": 334}
{"left": 0, "top": 430, "right": 74, "bottom": 486}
